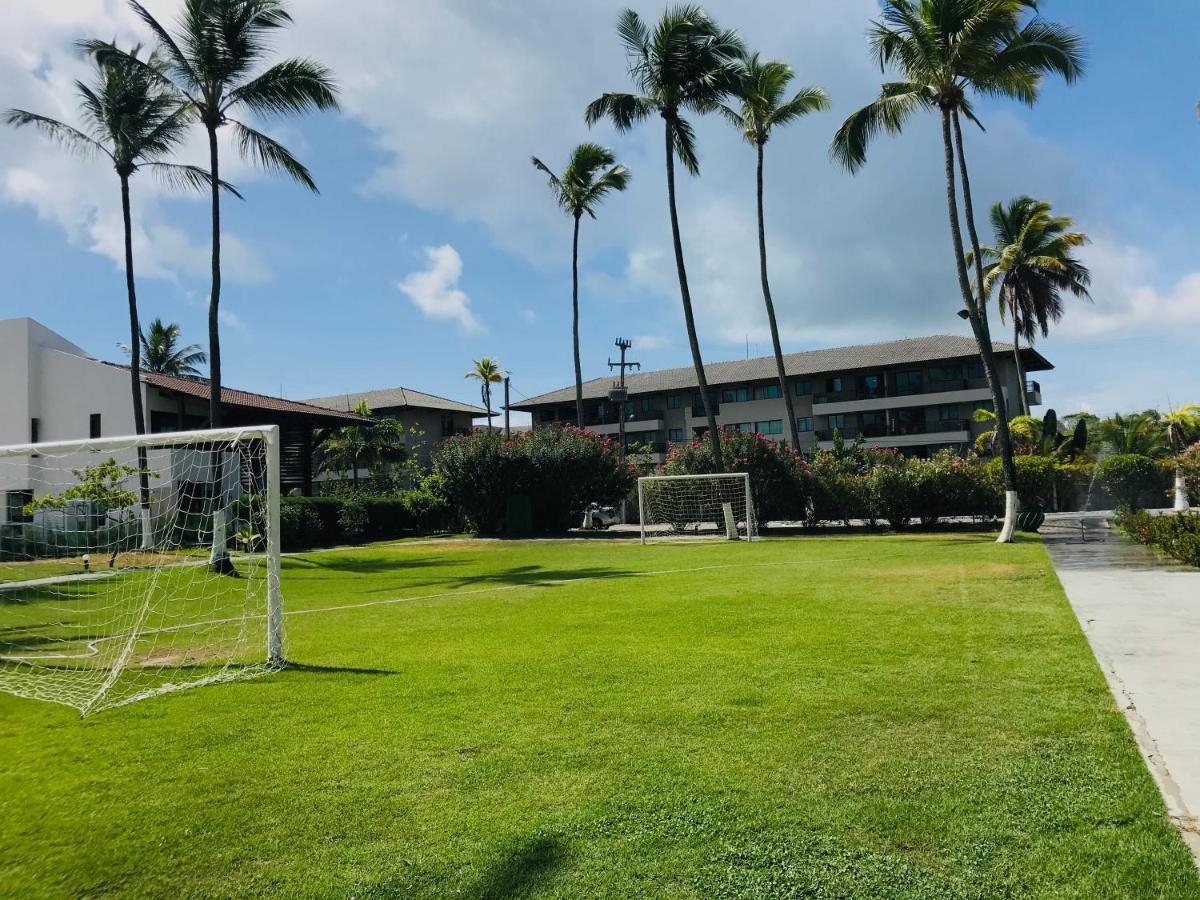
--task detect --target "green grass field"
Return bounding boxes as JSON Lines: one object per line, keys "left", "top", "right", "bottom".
{"left": 1, "top": 534, "right": 1196, "bottom": 898}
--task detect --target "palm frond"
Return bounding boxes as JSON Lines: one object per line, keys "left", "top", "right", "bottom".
{"left": 584, "top": 92, "right": 656, "bottom": 130}
{"left": 230, "top": 119, "right": 318, "bottom": 191}
{"left": 224, "top": 58, "right": 339, "bottom": 117}
{"left": 3, "top": 109, "right": 111, "bottom": 161}
{"left": 671, "top": 115, "right": 700, "bottom": 175}
{"left": 830, "top": 82, "right": 929, "bottom": 172}
{"left": 145, "top": 162, "right": 244, "bottom": 198}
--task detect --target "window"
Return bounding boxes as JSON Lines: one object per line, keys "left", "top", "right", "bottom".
{"left": 894, "top": 370, "right": 923, "bottom": 395}
{"left": 795, "top": 380, "right": 813, "bottom": 396}
{"left": 938, "top": 404, "right": 960, "bottom": 422}
{"left": 796, "top": 416, "right": 813, "bottom": 433}
{"left": 754, "top": 420, "right": 783, "bottom": 435}
{"left": 728, "top": 423, "right": 751, "bottom": 433}
{"left": 539, "top": 409, "right": 557, "bottom": 424}
{"left": 668, "top": 428, "right": 684, "bottom": 442}
{"left": 859, "top": 374, "right": 883, "bottom": 398}
{"left": 30, "top": 418, "right": 39, "bottom": 444}
{"left": 441, "top": 413, "right": 456, "bottom": 437}
{"left": 828, "top": 414, "right": 845, "bottom": 430}
{"left": 973, "top": 400, "right": 994, "bottom": 413}
{"left": 5, "top": 490, "right": 33, "bottom": 524}
{"left": 642, "top": 397, "right": 654, "bottom": 412}
{"left": 758, "top": 383, "right": 781, "bottom": 400}
{"left": 930, "top": 364, "right": 964, "bottom": 382}
{"left": 89, "top": 413, "right": 101, "bottom": 439}
{"left": 825, "top": 376, "right": 843, "bottom": 393}
{"left": 667, "top": 394, "right": 681, "bottom": 409}
{"left": 967, "top": 362, "right": 986, "bottom": 379}
{"left": 721, "top": 386, "right": 750, "bottom": 403}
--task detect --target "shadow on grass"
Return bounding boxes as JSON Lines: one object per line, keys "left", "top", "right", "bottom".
{"left": 380, "top": 564, "right": 641, "bottom": 594}
{"left": 282, "top": 661, "right": 401, "bottom": 677}
{"left": 283, "top": 556, "right": 465, "bottom": 577}
{"left": 468, "top": 835, "right": 568, "bottom": 898}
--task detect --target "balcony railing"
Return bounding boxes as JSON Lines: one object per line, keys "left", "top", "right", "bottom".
{"left": 815, "top": 419, "right": 973, "bottom": 442}
{"left": 811, "top": 378, "right": 986, "bottom": 404}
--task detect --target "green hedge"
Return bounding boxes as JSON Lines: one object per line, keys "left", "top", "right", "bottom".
{"left": 279, "top": 493, "right": 448, "bottom": 551}
{"left": 1116, "top": 510, "right": 1200, "bottom": 567}
{"left": 1095, "top": 455, "right": 1171, "bottom": 510}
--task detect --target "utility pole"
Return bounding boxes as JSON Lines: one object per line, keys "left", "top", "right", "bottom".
{"left": 504, "top": 376, "right": 511, "bottom": 439}
{"left": 608, "top": 337, "right": 641, "bottom": 465}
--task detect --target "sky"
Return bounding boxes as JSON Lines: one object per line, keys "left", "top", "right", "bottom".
{"left": 1, "top": 0, "right": 1197, "bottom": 426}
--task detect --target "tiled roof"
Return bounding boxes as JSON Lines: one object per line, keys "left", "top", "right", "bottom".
{"left": 511, "top": 334, "right": 1052, "bottom": 409}
{"left": 105, "top": 364, "right": 371, "bottom": 424}
{"left": 304, "top": 386, "right": 486, "bottom": 416}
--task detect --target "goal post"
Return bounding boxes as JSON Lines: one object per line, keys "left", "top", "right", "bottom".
{"left": 637, "top": 473, "right": 756, "bottom": 543}
{"left": 0, "top": 425, "right": 284, "bottom": 714}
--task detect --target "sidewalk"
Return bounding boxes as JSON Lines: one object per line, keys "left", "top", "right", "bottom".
{"left": 1043, "top": 514, "right": 1200, "bottom": 863}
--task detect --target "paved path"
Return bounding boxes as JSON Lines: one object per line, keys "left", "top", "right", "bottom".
{"left": 1043, "top": 514, "right": 1200, "bottom": 862}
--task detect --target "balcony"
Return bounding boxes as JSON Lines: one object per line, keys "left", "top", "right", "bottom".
{"left": 815, "top": 419, "right": 973, "bottom": 444}
{"left": 1026, "top": 379, "right": 1042, "bottom": 407}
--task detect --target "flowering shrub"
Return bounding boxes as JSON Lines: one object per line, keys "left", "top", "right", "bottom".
{"left": 661, "top": 428, "right": 811, "bottom": 525}
{"left": 1095, "top": 454, "right": 1169, "bottom": 510}
{"left": 1117, "top": 509, "right": 1200, "bottom": 567}
{"left": 433, "top": 425, "right": 635, "bottom": 534}
{"left": 1179, "top": 442, "right": 1200, "bottom": 504}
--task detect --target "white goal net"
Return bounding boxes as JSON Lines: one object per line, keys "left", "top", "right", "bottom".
{"left": 0, "top": 426, "right": 283, "bottom": 715}
{"left": 638, "top": 473, "right": 756, "bottom": 543}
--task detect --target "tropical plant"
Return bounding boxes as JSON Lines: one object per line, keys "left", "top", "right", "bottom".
{"left": 531, "top": 144, "right": 630, "bottom": 427}
{"left": 971, "top": 196, "right": 1091, "bottom": 415}
{"left": 466, "top": 358, "right": 505, "bottom": 429}
{"left": 586, "top": 5, "right": 745, "bottom": 472}
{"left": 1095, "top": 412, "right": 1169, "bottom": 458}
{"left": 831, "top": 0, "right": 1084, "bottom": 542}
{"left": 317, "top": 402, "right": 408, "bottom": 490}
{"left": 137, "top": 318, "right": 207, "bottom": 376}
{"left": 719, "top": 52, "right": 828, "bottom": 449}
{"left": 26, "top": 458, "right": 158, "bottom": 519}
{"left": 5, "top": 47, "right": 228, "bottom": 534}
{"left": 1161, "top": 404, "right": 1200, "bottom": 509}
{"left": 87, "top": 0, "right": 339, "bottom": 429}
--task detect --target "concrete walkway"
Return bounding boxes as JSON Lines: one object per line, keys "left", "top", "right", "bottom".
{"left": 1043, "top": 514, "right": 1200, "bottom": 862}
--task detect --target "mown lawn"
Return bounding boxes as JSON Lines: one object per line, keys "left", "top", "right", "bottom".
{"left": 0, "top": 534, "right": 1196, "bottom": 898}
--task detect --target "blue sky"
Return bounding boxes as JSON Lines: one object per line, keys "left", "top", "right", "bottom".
{"left": 2, "top": 0, "right": 1197, "bottom": 423}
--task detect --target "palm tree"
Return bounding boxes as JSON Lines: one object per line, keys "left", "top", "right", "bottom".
{"left": 719, "top": 52, "right": 828, "bottom": 449}
{"left": 586, "top": 6, "right": 744, "bottom": 471}
{"left": 1095, "top": 412, "right": 1169, "bottom": 458}
{"left": 972, "top": 197, "right": 1091, "bottom": 416}
{"left": 86, "top": 0, "right": 339, "bottom": 429}
{"left": 5, "top": 47, "right": 228, "bottom": 550}
{"left": 531, "top": 144, "right": 630, "bottom": 427}
{"left": 466, "top": 358, "right": 505, "bottom": 430}
{"left": 1162, "top": 404, "right": 1200, "bottom": 510}
{"left": 318, "top": 402, "right": 407, "bottom": 491}
{"left": 138, "top": 319, "right": 208, "bottom": 376}
{"left": 831, "top": 0, "right": 1083, "bottom": 542}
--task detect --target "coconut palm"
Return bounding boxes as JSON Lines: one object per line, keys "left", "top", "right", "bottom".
{"left": 5, "top": 47, "right": 230, "bottom": 551}
{"left": 971, "top": 197, "right": 1091, "bottom": 415}
{"left": 85, "top": 0, "right": 339, "bottom": 429}
{"left": 318, "top": 402, "right": 407, "bottom": 491}
{"left": 586, "top": 6, "right": 744, "bottom": 471}
{"left": 1162, "top": 404, "right": 1200, "bottom": 509}
{"left": 138, "top": 319, "right": 208, "bottom": 376}
{"left": 719, "top": 52, "right": 828, "bottom": 449}
{"left": 531, "top": 144, "right": 631, "bottom": 427}
{"left": 1095, "top": 412, "right": 1169, "bottom": 458}
{"left": 831, "top": 0, "right": 1083, "bottom": 542}
{"left": 466, "top": 358, "right": 505, "bottom": 430}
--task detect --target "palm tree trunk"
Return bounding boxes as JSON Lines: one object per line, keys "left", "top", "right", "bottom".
{"left": 756, "top": 142, "right": 801, "bottom": 451}
{"left": 206, "top": 124, "right": 223, "bottom": 429}
{"left": 572, "top": 213, "right": 584, "bottom": 428}
{"left": 121, "top": 174, "right": 153, "bottom": 551}
{"left": 664, "top": 115, "right": 723, "bottom": 472}
{"left": 205, "top": 123, "right": 234, "bottom": 573}
{"left": 941, "top": 108, "right": 1017, "bottom": 542}
{"left": 1012, "top": 317, "right": 1030, "bottom": 417}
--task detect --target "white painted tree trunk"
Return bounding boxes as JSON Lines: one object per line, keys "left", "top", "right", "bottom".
{"left": 996, "top": 490, "right": 1018, "bottom": 543}
{"left": 1174, "top": 469, "right": 1190, "bottom": 512}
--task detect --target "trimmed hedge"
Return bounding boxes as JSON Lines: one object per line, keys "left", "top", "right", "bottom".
{"left": 1117, "top": 510, "right": 1200, "bottom": 567}
{"left": 1095, "top": 454, "right": 1170, "bottom": 510}
{"left": 279, "top": 495, "right": 441, "bottom": 550}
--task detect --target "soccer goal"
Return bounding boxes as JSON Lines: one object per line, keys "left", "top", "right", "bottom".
{"left": 637, "top": 473, "right": 756, "bottom": 543}
{"left": 0, "top": 425, "right": 283, "bottom": 715}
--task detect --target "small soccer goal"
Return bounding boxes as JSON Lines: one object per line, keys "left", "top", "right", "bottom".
{"left": 637, "top": 473, "right": 756, "bottom": 543}
{"left": 0, "top": 425, "right": 283, "bottom": 715}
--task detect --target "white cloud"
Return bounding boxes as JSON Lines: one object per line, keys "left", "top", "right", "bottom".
{"left": 632, "top": 335, "right": 672, "bottom": 351}
{"left": 397, "top": 244, "right": 482, "bottom": 334}
{"left": 1060, "top": 238, "right": 1200, "bottom": 338}
{"left": 522, "top": 307, "right": 538, "bottom": 323}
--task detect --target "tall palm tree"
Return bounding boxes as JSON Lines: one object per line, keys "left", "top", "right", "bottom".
{"left": 972, "top": 197, "right": 1090, "bottom": 415}
{"left": 5, "top": 47, "right": 228, "bottom": 550}
{"left": 719, "top": 52, "right": 828, "bottom": 450}
{"left": 86, "top": 0, "right": 339, "bottom": 429}
{"left": 586, "top": 6, "right": 744, "bottom": 471}
{"left": 140, "top": 319, "right": 208, "bottom": 376}
{"left": 831, "top": 0, "right": 1083, "bottom": 542}
{"left": 1162, "top": 404, "right": 1200, "bottom": 510}
{"left": 466, "top": 358, "right": 505, "bottom": 430}
{"left": 531, "top": 144, "right": 631, "bottom": 427}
